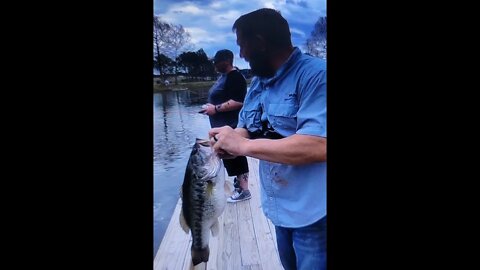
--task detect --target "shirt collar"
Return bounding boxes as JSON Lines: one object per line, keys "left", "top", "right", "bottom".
{"left": 259, "top": 47, "right": 302, "bottom": 86}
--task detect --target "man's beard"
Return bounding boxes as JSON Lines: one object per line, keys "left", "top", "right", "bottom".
{"left": 249, "top": 50, "right": 276, "bottom": 78}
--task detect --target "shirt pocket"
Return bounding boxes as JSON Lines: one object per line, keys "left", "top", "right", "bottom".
{"left": 267, "top": 103, "right": 298, "bottom": 131}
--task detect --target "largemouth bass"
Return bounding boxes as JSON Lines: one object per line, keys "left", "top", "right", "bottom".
{"left": 179, "top": 138, "right": 227, "bottom": 266}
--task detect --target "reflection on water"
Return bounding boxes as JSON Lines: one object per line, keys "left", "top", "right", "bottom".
{"left": 153, "top": 89, "right": 210, "bottom": 258}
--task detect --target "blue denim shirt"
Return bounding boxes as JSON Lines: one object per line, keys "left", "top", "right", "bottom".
{"left": 238, "top": 47, "right": 326, "bottom": 228}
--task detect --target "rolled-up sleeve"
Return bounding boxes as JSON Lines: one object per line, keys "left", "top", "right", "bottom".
{"left": 296, "top": 69, "right": 327, "bottom": 137}
{"left": 237, "top": 107, "right": 247, "bottom": 129}
{"left": 237, "top": 77, "right": 262, "bottom": 132}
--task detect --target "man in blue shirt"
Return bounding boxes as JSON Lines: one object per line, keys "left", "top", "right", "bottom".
{"left": 209, "top": 8, "right": 326, "bottom": 270}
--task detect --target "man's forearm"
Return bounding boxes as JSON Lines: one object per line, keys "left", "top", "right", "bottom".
{"left": 234, "top": 127, "right": 250, "bottom": 138}
{"left": 242, "top": 134, "right": 326, "bottom": 165}
{"left": 216, "top": 99, "right": 243, "bottom": 112}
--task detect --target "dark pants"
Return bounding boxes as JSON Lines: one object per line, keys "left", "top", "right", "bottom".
{"left": 275, "top": 216, "right": 326, "bottom": 270}
{"left": 222, "top": 155, "right": 249, "bottom": 176}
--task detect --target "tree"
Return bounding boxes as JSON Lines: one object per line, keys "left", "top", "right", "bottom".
{"left": 177, "top": 51, "right": 198, "bottom": 80}
{"left": 177, "top": 49, "right": 214, "bottom": 81}
{"left": 165, "top": 24, "right": 191, "bottom": 84}
{"left": 195, "top": 49, "right": 214, "bottom": 79}
{"left": 153, "top": 16, "right": 192, "bottom": 84}
{"left": 305, "top": 16, "right": 327, "bottom": 59}
{"left": 153, "top": 16, "right": 171, "bottom": 77}
{"left": 154, "top": 53, "right": 174, "bottom": 79}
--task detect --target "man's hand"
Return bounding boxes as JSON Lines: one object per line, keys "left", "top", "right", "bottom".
{"left": 209, "top": 126, "right": 249, "bottom": 157}
{"left": 203, "top": 103, "right": 216, "bottom": 116}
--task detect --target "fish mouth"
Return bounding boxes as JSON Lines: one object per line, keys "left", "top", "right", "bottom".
{"left": 195, "top": 138, "right": 221, "bottom": 180}
{"left": 204, "top": 154, "right": 221, "bottom": 180}
{"left": 196, "top": 138, "right": 210, "bottom": 147}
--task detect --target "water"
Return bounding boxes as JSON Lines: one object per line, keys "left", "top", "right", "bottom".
{"left": 153, "top": 89, "right": 211, "bottom": 258}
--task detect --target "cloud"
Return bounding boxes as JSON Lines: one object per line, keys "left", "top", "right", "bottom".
{"left": 290, "top": 27, "right": 306, "bottom": 38}
{"left": 184, "top": 27, "right": 233, "bottom": 45}
{"left": 184, "top": 27, "right": 216, "bottom": 44}
{"left": 209, "top": 1, "right": 223, "bottom": 9}
{"left": 211, "top": 10, "right": 243, "bottom": 28}
{"left": 171, "top": 4, "right": 203, "bottom": 15}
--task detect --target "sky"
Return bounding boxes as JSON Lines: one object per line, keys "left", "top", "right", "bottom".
{"left": 154, "top": 0, "right": 326, "bottom": 70}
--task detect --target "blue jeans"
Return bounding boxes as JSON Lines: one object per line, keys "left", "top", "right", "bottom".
{"left": 275, "top": 216, "right": 326, "bottom": 270}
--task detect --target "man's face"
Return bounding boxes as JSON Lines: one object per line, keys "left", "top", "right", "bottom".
{"left": 236, "top": 31, "right": 251, "bottom": 63}
{"left": 236, "top": 31, "right": 275, "bottom": 78}
{"left": 214, "top": 60, "right": 229, "bottom": 73}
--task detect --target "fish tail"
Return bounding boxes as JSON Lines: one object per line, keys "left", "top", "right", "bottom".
{"left": 191, "top": 246, "right": 209, "bottom": 266}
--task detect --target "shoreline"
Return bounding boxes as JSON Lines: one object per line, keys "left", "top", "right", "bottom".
{"left": 153, "top": 78, "right": 252, "bottom": 93}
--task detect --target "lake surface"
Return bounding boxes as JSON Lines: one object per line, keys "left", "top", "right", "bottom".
{"left": 153, "top": 89, "right": 210, "bottom": 258}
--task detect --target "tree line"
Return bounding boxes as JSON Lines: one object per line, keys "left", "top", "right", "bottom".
{"left": 154, "top": 16, "right": 216, "bottom": 84}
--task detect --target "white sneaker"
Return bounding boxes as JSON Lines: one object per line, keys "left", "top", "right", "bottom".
{"left": 227, "top": 190, "right": 251, "bottom": 203}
